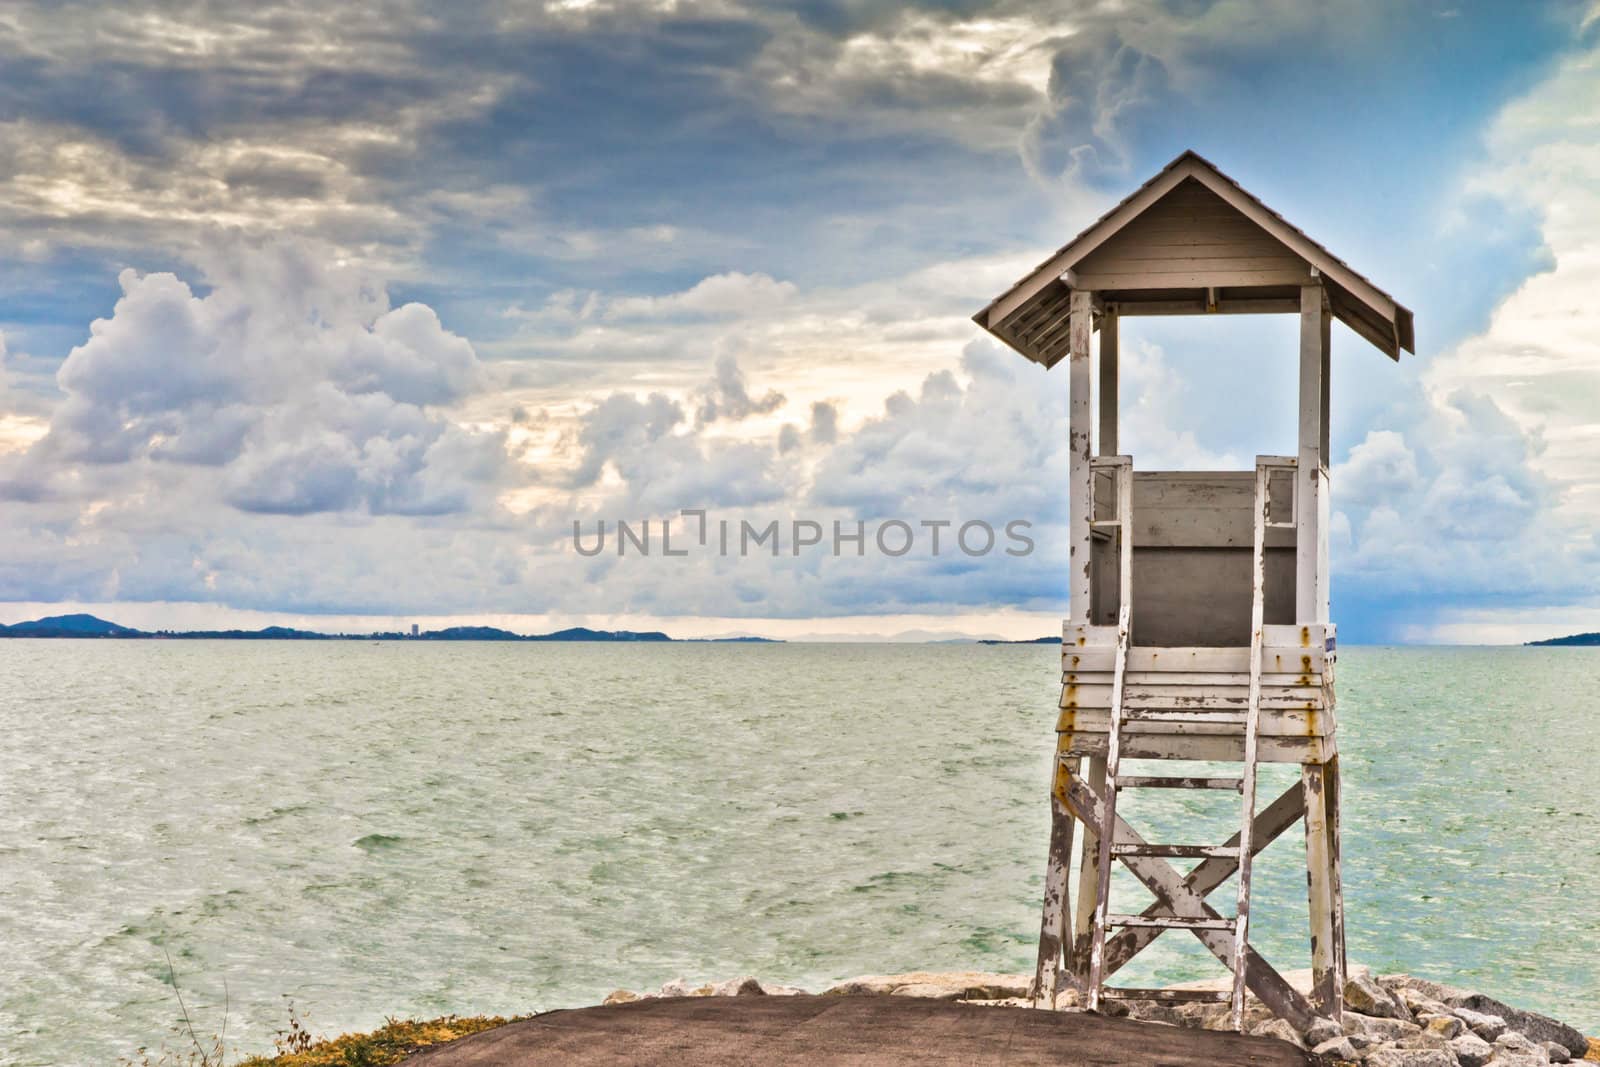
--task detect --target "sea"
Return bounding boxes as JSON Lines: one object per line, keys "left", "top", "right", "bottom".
{"left": 0, "top": 640, "right": 1596, "bottom": 1064}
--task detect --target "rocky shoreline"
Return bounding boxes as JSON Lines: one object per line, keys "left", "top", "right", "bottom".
{"left": 601, "top": 969, "right": 1599, "bottom": 1066}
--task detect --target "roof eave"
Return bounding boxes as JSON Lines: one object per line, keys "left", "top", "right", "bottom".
{"left": 975, "top": 150, "right": 1415, "bottom": 364}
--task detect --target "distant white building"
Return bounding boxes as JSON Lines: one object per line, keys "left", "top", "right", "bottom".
{"left": 410, "top": 623, "right": 419, "bottom": 637}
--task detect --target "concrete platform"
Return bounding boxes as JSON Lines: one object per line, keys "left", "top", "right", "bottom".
{"left": 401, "top": 994, "right": 1317, "bottom": 1066}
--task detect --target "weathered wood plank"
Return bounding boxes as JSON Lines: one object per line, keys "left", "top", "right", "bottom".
{"left": 1326, "top": 754, "right": 1347, "bottom": 1017}
{"left": 1088, "top": 240, "right": 1292, "bottom": 260}
{"left": 1065, "top": 671, "right": 1322, "bottom": 687}
{"left": 1098, "top": 309, "right": 1118, "bottom": 456}
{"left": 1297, "top": 284, "right": 1326, "bottom": 625}
{"left": 1069, "top": 291, "right": 1094, "bottom": 623}
{"left": 1062, "top": 683, "right": 1328, "bottom": 707}
{"left": 1080, "top": 255, "right": 1309, "bottom": 276}
{"left": 1062, "top": 623, "right": 1333, "bottom": 649}
{"left": 1115, "top": 297, "right": 1303, "bottom": 317}
{"left": 1084, "top": 457, "right": 1132, "bottom": 1012}
{"left": 1034, "top": 750, "right": 1079, "bottom": 1008}
{"left": 1228, "top": 461, "right": 1272, "bottom": 1028}
{"left": 1063, "top": 646, "right": 1328, "bottom": 674}
{"left": 1070, "top": 755, "right": 1108, "bottom": 983}
{"left": 1062, "top": 733, "right": 1335, "bottom": 764}
{"left": 1059, "top": 709, "right": 1332, "bottom": 739}
{"left": 1073, "top": 268, "right": 1314, "bottom": 290}
{"left": 1302, "top": 762, "right": 1340, "bottom": 1018}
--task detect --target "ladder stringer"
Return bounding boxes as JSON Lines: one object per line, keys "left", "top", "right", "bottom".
{"left": 1228, "top": 459, "right": 1276, "bottom": 1030}
{"left": 1084, "top": 457, "right": 1132, "bottom": 1013}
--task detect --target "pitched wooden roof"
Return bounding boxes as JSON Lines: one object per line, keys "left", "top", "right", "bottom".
{"left": 974, "top": 150, "right": 1415, "bottom": 366}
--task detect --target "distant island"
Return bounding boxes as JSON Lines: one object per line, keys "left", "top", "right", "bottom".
{"left": 0, "top": 613, "right": 781, "bottom": 643}
{"left": 1526, "top": 632, "right": 1600, "bottom": 647}
{"left": 977, "top": 636, "right": 1062, "bottom": 645}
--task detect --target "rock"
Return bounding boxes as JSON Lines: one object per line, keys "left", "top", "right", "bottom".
{"left": 1493, "top": 1030, "right": 1553, "bottom": 1065}
{"left": 1049, "top": 988, "right": 1082, "bottom": 1011}
{"left": 757, "top": 982, "right": 808, "bottom": 996}
{"left": 1400, "top": 988, "right": 1455, "bottom": 1018}
{"left": 1367, "top": 975, "right": 1586, "bottom": 1059}
{"left": 1380, "top": 974, "right": 1472, "bottom": 1005}
{"left": 891, "top": 983, "right": 966, "bottom": 1001}
{"left": 1304, "top": 1015, "right": 1344, "bottom": 1046}
{"left": 1124, "top": 1001, "right": 1184, "bottom": 1026}
{"left": 657, "top": 977, "right": 707, "bottom": 998}
{"left": 1344, "top": 1011, "right": 1423, "bottom": 1042}
{"left": 1248, "top": 1018, "right": 1304, "bottom": 1048}
{"left": 1346, "top": 972, "right": 1410, "bottom": 1020}
{"left": 710, "top": 976, "right": 765, "bottom": 997}
{"left": 964, "top": 997, "right": 1032, "bottom": 1009}
{"left": 1311, "top": 1035, "right": 1359, "bottom": 1061}
{"left": 1449, "top": 1031, "right": 1494, "bottom": 1067}
{"left": 1541, "top": 1040, "right": 1571, "bottom": 1064}
{"left": 1455, "top": 994, "right": 1588, "bottom": 1058}
{"left": 602, "top": 989, "right": 639, "bottom": 1005}
{"left": 1452, "top": 1007, "right": 1507, "bottom": 1041}
{"left": 822, "top": 971, "right": 1032, "bottom": 1001}
{"left": 1362, "top": 1048, "right": 1454, "bottom": 1067}
{"left": 1419, "top": 1013, "right": 1464, "bottom": 1040}
{"left": 1397, "top": 1033, "right": 1453, "bottom": 1053}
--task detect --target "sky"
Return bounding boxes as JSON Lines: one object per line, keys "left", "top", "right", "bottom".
{"left": 0, "top": 0, "right": 1598, "bottom": 643}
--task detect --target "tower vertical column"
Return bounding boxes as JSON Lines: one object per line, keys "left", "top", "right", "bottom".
{"left": 1098, "top": 305, "right": 1119, "bottom": 457}
{"left": 1297, "top": 282, "right": 1330, "bottom": 626}
{"left": 1299, "top": 280, "right": 1341, "bottom": 1020}
{"left": 1068, "top": 290, "right": 1094, "bottom": 623}
{"left": 1034, "top": 289, "right": 1097, "bottom": 1004}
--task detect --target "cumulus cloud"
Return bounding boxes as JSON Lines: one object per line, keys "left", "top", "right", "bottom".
{"left": 1318, "top": 24, "right": 1600, "bottom": 634}
{"left": 694, "top": 353, "right": 786, "bottom": 426}
{"left": 608, "top": 272, "right": 797, "bottom": 320}
{"left": 1427, "top": 35, "right": 1600, "bottom": 505}
{"left": 7, "top": 242, "right": 509, "bottom": 517}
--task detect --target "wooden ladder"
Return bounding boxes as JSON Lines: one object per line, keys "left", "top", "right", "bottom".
{"left": 1082, "top": 457, "right": 1291, "bottom": 1029}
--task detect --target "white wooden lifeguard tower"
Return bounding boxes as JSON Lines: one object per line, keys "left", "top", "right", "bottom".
{"left": 973, "top": 151, "right": 1414, "bottom": 1031}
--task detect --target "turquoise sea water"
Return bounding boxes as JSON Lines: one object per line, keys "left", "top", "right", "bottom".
{"left": 0, "top": 641, "right": 1596, "bottom": 1064}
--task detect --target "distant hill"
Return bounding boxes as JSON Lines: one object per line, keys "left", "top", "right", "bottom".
{"left": 157, "top": 625, "right": 330, "bottom": 640}
{"left": 1527, "top": 632, "right": 1600, "bottom": 647}
{"left": 0, "top": 613, "right": 138, "bottom": 637}
{"left": 424, "top": 626, "right": 524, "bottom": 640}
{"left": 530, "top": 626, "right": 671, "bottom": 642}
{"left": 979, "top": 636, "right": 1063, "bottom": 645}
{"left": 0, "top": 613, "right": 746, "bottom": 643}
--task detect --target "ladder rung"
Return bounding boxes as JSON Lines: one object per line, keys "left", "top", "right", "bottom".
{"left": 1100, "top": 987, "right": 1232, "bottom": 1003}
{"left": 1115, "top": 776, "right": 1244, "bottom": 792}
{"left": 1105, "top": 913, "right": 1236, "bottom": 930}
{"left": 1110, "top": 843, "right": 1240, "bottom": 859}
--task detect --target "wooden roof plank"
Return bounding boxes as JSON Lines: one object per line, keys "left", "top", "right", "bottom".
{"left": 973, "top": 151, "right": 1414, "bottom": 363}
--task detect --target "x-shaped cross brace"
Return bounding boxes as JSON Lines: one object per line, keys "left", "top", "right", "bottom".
{"left": 1060, "top": 774, "right": 1317, "bottom": 1031}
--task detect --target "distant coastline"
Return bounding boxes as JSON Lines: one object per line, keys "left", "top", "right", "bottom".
{"left": 0, "top": 613, "right": 782, "bottom": 643}
{"left": 1526, "top": 632, "right": 1600, "bottom": 647}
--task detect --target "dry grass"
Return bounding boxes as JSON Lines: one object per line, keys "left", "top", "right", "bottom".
{"left": 234, "top": 1014, "right": 518, "bottom": 1067}
{"left": 1583, "top": 1034, "right": 1600, "bottom": 1062}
